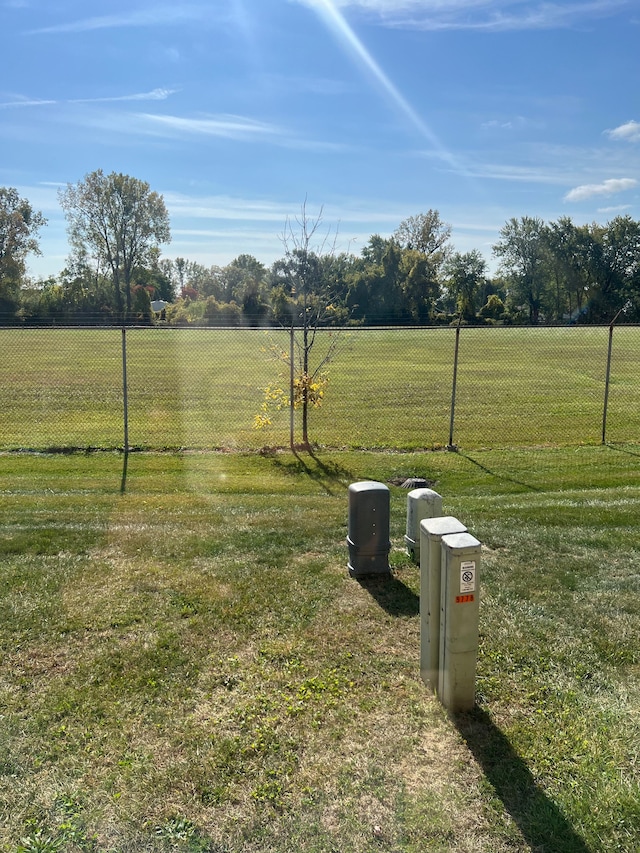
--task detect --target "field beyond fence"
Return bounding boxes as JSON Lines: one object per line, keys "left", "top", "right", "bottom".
{"left": 1, "top": 325, "right": 638, "bottom": 451}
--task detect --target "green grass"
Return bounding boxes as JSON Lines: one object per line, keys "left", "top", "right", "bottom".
{"left": 1, "top": 326, "right": 639, "bottom": 450}
{"left": 1, "top": 445, "right": 639, "bottom": 852}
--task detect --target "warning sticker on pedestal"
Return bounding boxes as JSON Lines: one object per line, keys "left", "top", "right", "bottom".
{"left": 460, "top": 561, "right": 476, "bottom": 593}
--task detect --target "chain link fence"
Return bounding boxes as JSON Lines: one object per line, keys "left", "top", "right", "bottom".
{"left": 0, "top": 325, "right": 638, "bottom": 452}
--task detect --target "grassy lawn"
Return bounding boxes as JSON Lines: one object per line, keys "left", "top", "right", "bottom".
{"left": 1, "top": 326, "right": 639, "bottom": 450}
{"left": 1, "top": 445, "right": 639, "bottom": 852}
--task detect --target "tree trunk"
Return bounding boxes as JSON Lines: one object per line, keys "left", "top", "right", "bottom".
{"left": 112, "top": 270, "right": 124, "bottom": 322}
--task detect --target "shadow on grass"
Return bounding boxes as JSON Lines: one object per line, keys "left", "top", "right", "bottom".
{"left": 356, "top": 573, "right": 420, "bottom": 617}
{"left": 454, "top": 706, "right": 591, "bottom": 853}
{"left": 605, "top": 442, "right": 640, "bottom": 459}
{"left": 459, "top": 453, "right": 543, "bottom": 492}
{"left": 120, "top": 448, "right": 129, "bottom": 493}
{"left": 267, "top": 446, "right": 355, "bottom": 495}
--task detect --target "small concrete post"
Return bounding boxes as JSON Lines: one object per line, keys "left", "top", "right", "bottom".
{"left": 419, "top": 516, "right": 467, "bottom": 691}
{"left": 404, "top": 488, "right": 443, "bottom": 562}
{"left": 347, "top": 481, "right": 391, "bottom": 578}
{"left": 438, "top": 532, "right": 481, "bottom": 713}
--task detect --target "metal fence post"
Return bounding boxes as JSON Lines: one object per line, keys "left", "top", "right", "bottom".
{"left": 602, "top": 304, "right": 629, "bottom": 444}
{"left": 290, "top": 323, "right": 295, "bottom": 450}
{"left": 447, "top": 319, "right": 462, "bottom": 451}
{"left": 120, "top": 326, "right": 129, "bottom": 493}
{"left": 121, "top": 325, "right": 130, "bottom": 450}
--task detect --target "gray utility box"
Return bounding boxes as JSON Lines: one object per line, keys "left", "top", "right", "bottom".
{"left": 419, "top": 516, "right": 467, "bottom": 692}
{"left": 405, "top": 488, "right": 443, "bottom": 562}
{"left": 439, "top": 531, "right": 482, "bottom": 713}
{"left": 347, "top": 481, "right": 391, "bottom": 578}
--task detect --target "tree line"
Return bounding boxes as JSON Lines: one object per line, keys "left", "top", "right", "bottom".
{"left": 2, "top": 171, "right": 640, "bottom": 327}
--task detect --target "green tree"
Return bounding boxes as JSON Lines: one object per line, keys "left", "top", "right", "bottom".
{"left": 394, "top": 211, "right": 452, "bottom": 321}
{"left": 0, "top": 187, "right": 46, "bottom": 322}
{"left": 161, "top": 259, "right": 223, "bottom": 301}
{"left": 57, "top": 250, "right": 116, "bottom": 324}
{"left": 493, "top": 216, "right": 550, "bottom": 324}
{"left": 16, "top": 277, "right": 60, "bottom": 325}
{"left": 221, "top": 254, "right": 266, "bottom": 300}
{"left": 478, "top": 293, "right": 505, "bottom": 321}
{"left": 546, "top": 217, "right": 589, "bottom": 321}
{"left": 221, "top": 254, "right": 269, "bottom": 324}
{"left": 444, "top": 250, "right": 488, "bottom": 321}
{"left": 555, "top": 217, "right": 640, "bottom": 323}
{"left": 131, "top": 284, "right": 153, "bottom": 324}
{"left": 346, "top": 236, "right": 406, "bottom": 324}
{"left": 134, "top": 249, "right": 175, "bottom": 304}
{"left": 174, "top": 257, "right": 189, "bottom": 293}
{"left": 346, "top": 234, "right": 444, "bottom": 324}
{"left": 313, "top": 252, "right": 353, "bottom": 325}
{"left": 595, "top": 216, "right": 640, "bottom": 321}
{"left": 59, "top": 170, "right": 171, "bottom": 322}
{"left": 399, "top": 248, "right": 442, "bottom": 322}
{"left": 393, "top": 210, "right": 452, "bottom": 261}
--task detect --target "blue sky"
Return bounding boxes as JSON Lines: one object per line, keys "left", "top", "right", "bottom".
{"left": 2, "top": 0, "right": 639, "bottom": 280}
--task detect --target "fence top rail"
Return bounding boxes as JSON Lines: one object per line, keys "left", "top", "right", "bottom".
{"left": 2, "top": 323, "right": 640, "bottom": 332}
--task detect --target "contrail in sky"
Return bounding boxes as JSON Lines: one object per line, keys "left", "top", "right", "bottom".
{"left": 307, "top": 0, "right": 462, "bottom": 171}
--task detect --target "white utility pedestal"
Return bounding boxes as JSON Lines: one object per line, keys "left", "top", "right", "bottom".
{"left": 419, "top": 516, "right": 467, "bottom": 691}
{"left": 405, "top": 488, "right": 443, "bottom": 562}
{"left": 438, "top": 531, "right": 481, "bottom": 713}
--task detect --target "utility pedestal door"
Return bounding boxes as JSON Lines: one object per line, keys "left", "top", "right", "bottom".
{"left": 419, "top": 516, "right": 467, "bottom": 692}
{"left": 438, "top": 532, "right": 481, "bottom": 713}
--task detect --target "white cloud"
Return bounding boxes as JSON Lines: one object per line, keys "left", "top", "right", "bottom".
{"left": 480, "top": 115, "right": 532, "bottom": 131}
{"left": 453, "top": 159, "right": 569, "bottom": 185}
{"left": 260, "top": 73, "right": 354, "bottom": 97}
{"left": 0, "top": 96, "right": 57, "bottom": 108}
{"left": 118, "top": 112, "right": 346, "bottom": 152}
{"left": 71, "top": 88, "right": 178, "bottom": 104}
{"left": 564, "top": 178, "right": 637, "bottom": 202}
{"left": 27, "top": 5, "right": 211, "bottom": 34}
{"left": 165, "top": 194, "right": 297, "bottom": 222}
{"left": 4, "top": 101, "right": 343, "bottom": 154}
{"left": 606, "top": 120, "right": 640, "bottom": 142}
{"left": 135, "top": 112, "right": 284, "bottom": 140}
{"left": 12, "top": 182, "right": 66, "bottom": 213}
{"left": 597, "top": 204, "right": 632, "bottom": 213}
{"left": 296, "top": 0, "right": 633, "bottom": 32}
{"left": 0, "top": 89, "right": 177, "bottom": 109}
{"left": 481, "top": 119, "right": 516, "bottom": 130}
{"left": 164, "top": 192, "right": 406, "bottom": 225}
